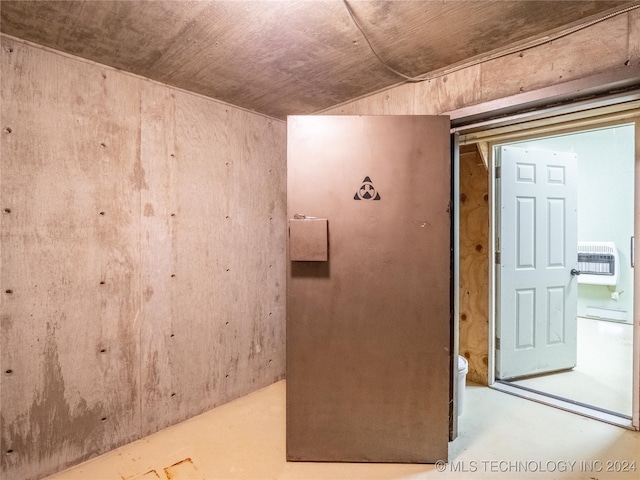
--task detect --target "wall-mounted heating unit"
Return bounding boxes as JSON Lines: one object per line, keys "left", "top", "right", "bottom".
{"left": 577, "top": 241, "right": 619, "bottom": 286}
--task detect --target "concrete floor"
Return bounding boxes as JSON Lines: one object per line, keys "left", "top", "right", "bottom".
{"left": 45, "top": 380, "right": 640, "bottom": 480}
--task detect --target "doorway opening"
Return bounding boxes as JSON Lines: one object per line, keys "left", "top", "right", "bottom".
{"left": 492, "top": 121, "right": 636, "bottom": 427}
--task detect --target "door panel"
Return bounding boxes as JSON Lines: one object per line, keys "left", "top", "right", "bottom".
{"left": 498, "top": 146, "right": 578, "bottom": 379}
{"left": 287, "top": 115, "right": 451, "bottom": 463}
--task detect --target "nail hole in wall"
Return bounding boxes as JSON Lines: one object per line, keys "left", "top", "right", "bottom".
{"left": 3, "top": 208, "right": 11, "bottom": 214}
{"left": 5, "top": 289, "right": 13, "bottom": 294}
{"left": 4, "top": 127, "right": 12, "bottom": 134}
{"left": 99, "top": 211, "right": 105, "bottom": 216}
{"left": 5, "top": 369, "right": 13, "bottom": 375}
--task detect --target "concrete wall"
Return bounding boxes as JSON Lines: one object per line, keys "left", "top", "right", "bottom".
{"left": 322, "top": 9, "right": 640, "bottom": 384}
{"left": 322, "top": 9, "right": 639, "bottom": 117}
{"left": 1, "top": 7, "right": 639, "bottom": 479}
{"left": 0, "top": 37, "right": 286, "bottom": 480}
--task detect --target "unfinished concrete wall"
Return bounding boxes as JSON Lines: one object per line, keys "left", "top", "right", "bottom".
{"left": 322, "top": 9, "right": 640, "bottom": 384}
{"left": 0, "top": 37, "right": 286, "bottom": 480}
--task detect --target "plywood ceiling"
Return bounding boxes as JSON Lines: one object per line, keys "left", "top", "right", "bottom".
{"left": 1, "top": 0, "right": 635, "bottom": 119}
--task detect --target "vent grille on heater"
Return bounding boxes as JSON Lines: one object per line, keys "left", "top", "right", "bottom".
{"left": 576, "top": 241, "right": 619, "bottom": 286}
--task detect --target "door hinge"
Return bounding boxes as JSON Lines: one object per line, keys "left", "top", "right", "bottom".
{"left": 495, "top": 337, "right": 500, "bottom": 350}
{"left": 495, "top": 166, "right": 501, "bottom": 179}
{"left": 495, "top": 251, "right": 500, "bottom": 264}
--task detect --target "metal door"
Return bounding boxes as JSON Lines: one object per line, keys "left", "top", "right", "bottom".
{"left": 287, "top": 115, "right": 451, "bottom": 463}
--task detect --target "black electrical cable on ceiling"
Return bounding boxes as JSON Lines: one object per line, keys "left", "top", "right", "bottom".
{"left": 342, "top": 0, "right": 423, "bottom": 82}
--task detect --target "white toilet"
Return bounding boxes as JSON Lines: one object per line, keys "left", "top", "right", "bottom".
{"left": 457, "top": 355, "right": 469, "bottom": 416}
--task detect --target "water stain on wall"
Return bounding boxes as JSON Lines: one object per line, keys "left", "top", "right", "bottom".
{"left": 1, "top": 324, "right": 106, "bottom": 475}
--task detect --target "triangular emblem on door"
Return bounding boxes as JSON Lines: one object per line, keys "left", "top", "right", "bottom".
{"left": 354, "top": 176, "right": 381, "bottom": 200}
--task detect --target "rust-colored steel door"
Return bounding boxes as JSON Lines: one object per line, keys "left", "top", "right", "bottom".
{"left": 287, "top": 115, "right": 451, "bottom": 463}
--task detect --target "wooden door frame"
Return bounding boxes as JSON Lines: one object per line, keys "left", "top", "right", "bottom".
{"left": 486, "top": 116, "right": 639, "bottom": 429}
{"left": 449, "top": 69, "right": 640, "bottom": 429}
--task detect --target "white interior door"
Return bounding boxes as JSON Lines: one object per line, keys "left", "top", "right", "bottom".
{"left": 497, "top": 146, "right": 578, "bottom": 379}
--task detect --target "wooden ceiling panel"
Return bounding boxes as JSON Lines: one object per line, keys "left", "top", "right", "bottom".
{"left": 0, "top": 0, "right": 634, "bottom": 119}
